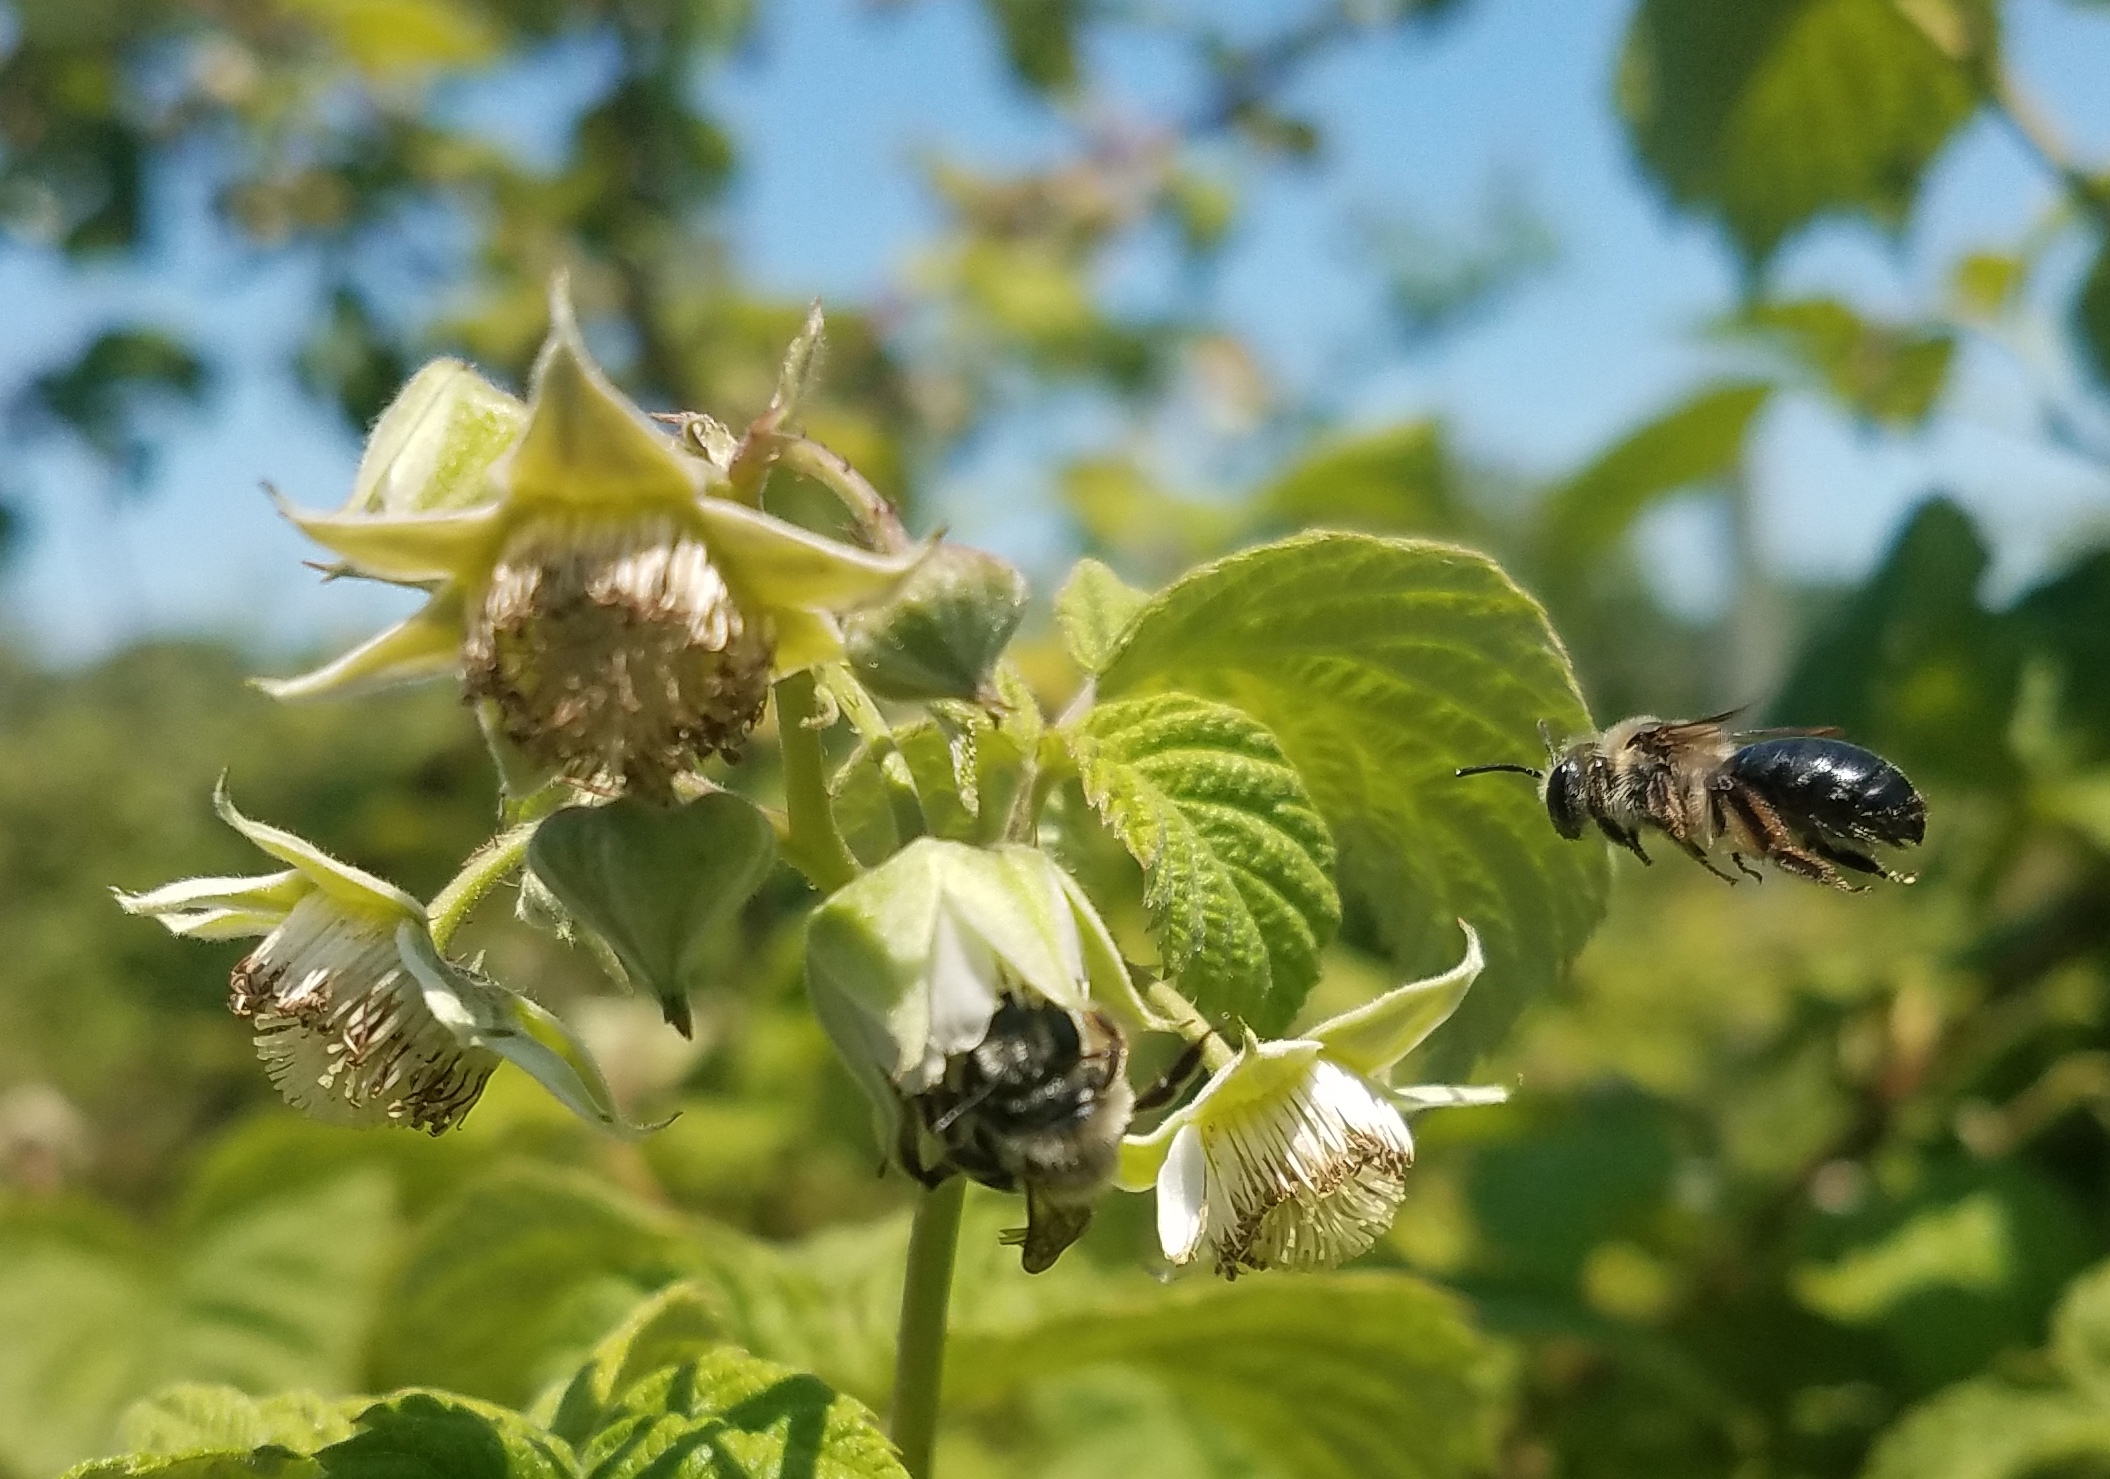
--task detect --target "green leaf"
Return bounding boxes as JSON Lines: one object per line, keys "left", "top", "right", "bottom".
{"left": 983, "top": 0, "right": 1081, "bottom": 93}
{"left": 842, "top": 545, "right": 1028, "bottom": 703}
{"left": 1538, "top": 381, "right": 1771, "bottom": 571}
{"left": 949, "top": 1272, "right": 1507, "bottom": 1479}
{"left": 119, "top": 1387, "right": 361, "bottom": 1456}
{"left": 1771, "top": 496, "right": 2019, "bottom": 786}
{"left": 316, "top": 1392, "right": 575, "bottom": 1479}
{"left": 2077, "top": 238, "right": 2110, "bottom": 392}
{"left": 527, "top": 793, "right": 778, "bottom": 1035}
{"left": 537, "top": 1286, "right": 731, "bottom": 1447}
{"left": 568, "top": 1349, "right": 904, "bottom": 1479}
{"left": 1618, "top": 0, "right": 1983, "bottom": 265}
{"left": 1733, "top": 296, "right": 1955, "bottom": 426}
{"left": 1096, "top": 532, "right": 1607, "bottom": 1070}
{"left": 0, "top": 1173, "right": 397, "bottom": 1478}
{"left": 62, "top": 1453, "right": 323, "bottom": 1479}
{"left": 1256, "top": 420, "right": 1458, "bottom": 536}
{"left": 372, "top": 1167, "right": 701, "bottom": 1408}
{"left": 1070, "top": 694, "right": 1339, "bottom": 1033}
{"left": 1056, "top": 558, "right": 1149, "bottom": 675}
{"left": 1863, "top": 1383, "right": 2110, "bottom": 1479}
{"left": 2053, "top": 1260, "right": 2110, "bottom": 1388}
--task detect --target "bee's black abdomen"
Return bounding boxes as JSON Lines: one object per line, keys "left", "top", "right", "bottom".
{"left": 1726, "top": 738, "right": 1925, "bottom": 847}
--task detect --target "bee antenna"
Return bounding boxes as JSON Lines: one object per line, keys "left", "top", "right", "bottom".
{"left": 1456, "top": 763, "right": 1545, "bottom": 780}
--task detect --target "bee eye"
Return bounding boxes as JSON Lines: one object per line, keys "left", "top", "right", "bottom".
{"left": 1544, "top": 760, "right": 1587, "bottom": 840}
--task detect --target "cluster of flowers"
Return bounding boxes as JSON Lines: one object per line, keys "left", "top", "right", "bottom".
{"left": 120, "top": 283, "right": 1506, "bottom": 1278}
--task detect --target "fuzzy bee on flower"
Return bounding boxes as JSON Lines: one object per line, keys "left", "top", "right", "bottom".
{"left": 263, "top": 280, "right": 926, "bottom": 800}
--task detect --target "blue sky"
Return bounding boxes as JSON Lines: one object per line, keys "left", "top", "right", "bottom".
{"left": 2, "top": 0, "right": 2107, "bottom": 661}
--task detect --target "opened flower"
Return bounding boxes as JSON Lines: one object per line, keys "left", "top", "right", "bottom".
{"left": 1119, "top": 924, "right": 1507, "bottom": 1278}
{"left": 116, "top": 785, "right": 634, "bottom": 1135}
{"left": 263, "top": 280, "right": 923, "bottom": 797}
{"left": 806, "top": 838, "right": 1148, "bottom": 1270}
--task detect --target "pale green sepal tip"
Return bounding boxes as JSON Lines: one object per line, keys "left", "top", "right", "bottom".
{"left": 394, "top": 922, "right": 656, "bottom": 1139}
{"left": 257, "top": 589, "right": 466, "bottom": 700}
{"left": 111, "top": 869, "right": 308, "bottom": 939}
{"left": 691, "top": 496, "right": 929, "bottom": 611}
{"left": 276, "top": 493, "right": 503, "bottom": 585}
{"left": 213, "top": 780, "right": 426, "bottom": 921}
{"left": 1049, "top": 860, "right": 1153, "bottom": 1032}
{"left": 501, "top": 276, "right": 703, "bottom": 512}
{"left": 1309, "top": 921, "right": 1485, "bottom": 1079}
{"left": 347, "top": 358, "right": 525, "bottom": 516}
{"left": 1393, "top": 1082, "right": 1511, "bottom": 1112}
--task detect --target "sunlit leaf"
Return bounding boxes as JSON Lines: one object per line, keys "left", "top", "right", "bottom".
{"left": 1618, "top": 0, "right": 1983, "bottom": 264}
{"left": 316, "top": 1391, "right": 575, "bottom": 1479}
{"left": 118, "top": 1387, "right": 361, "bottom": 1457}
{"left": 1256, "top": 421, "right": 1458, "bottom": 536}
{"left": 276, "top": 0, "right": 500, "bottom": 78}
{"left": 1096, "top": 532, "right": 1606, "bottom": 1070}
{"left": 1069, "top": 693, "right": 1339, "bottom": 1033}
{"left": 0, "top": 1174, "right": 397, "bottom": 1477}
{"left": 1731, "top": 296, "right": 1954, "bottom": 426}
{"left": 1537, "top": 381, "right": 1771, "bottom": 573}
{"left": 949, "top": 1272, "right": 1507, "bottom": 1479}
{"left": 1055, "top": 558, "right": 1148, "bottom": 676}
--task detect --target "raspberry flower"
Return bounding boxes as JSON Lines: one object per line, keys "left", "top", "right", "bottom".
{"left": 1119, "top": 924, "right": 1506, "bottom": 1278}
{"left": 262, "top": 281, "right": 924, "bottom": 797}
{"left": 116, "top": 785, "right": 633, "bottom": 1135}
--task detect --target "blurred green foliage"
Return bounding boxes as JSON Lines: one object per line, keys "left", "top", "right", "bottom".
{"left": 5, "top": 0, "right": 2110, "bottom": 1476}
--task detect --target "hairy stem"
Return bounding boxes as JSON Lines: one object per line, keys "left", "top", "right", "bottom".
{"left": 428, "top": 821, "right": 540, "bottom": 953}
{"left": 1146, "top": 980, "right": 1238, "bottom": 1072}
{"left": 775, "top": 670, "right": 860, "bottom": 894}
{"left": 777, "top": 436, "right": 913, "bottom": 553}
{"left": 889, "top": 1176, "right": 966, "bottom": 1479}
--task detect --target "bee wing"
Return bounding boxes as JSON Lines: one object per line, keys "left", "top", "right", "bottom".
{"left": 1731, "top": 724, "right": 1842, "bottom": 740}
{"left": 1623, "top": 712, "right": 1740, "bottom": 757}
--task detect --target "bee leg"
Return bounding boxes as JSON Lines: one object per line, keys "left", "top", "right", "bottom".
{"left": 1596, "top": 818, "right": 1652, "bottom": 866}
{"left": 1732, "top": 853, "right": 1764, "bottom": 882}
{"left": 896, "top": 1115, "right": 952, "bottom": 1190}
{"left": 1809, "top": 836, "right": 1914, "bottom": 886}
{"left": 1669, "top": 833, "right": 1741, "bottom": 885}
{"left": 1726, "top": 784, "right": 1860, "bottom": 891}
{"left": 1132, "top": 1041, "right": 1207, "bottom": 1115}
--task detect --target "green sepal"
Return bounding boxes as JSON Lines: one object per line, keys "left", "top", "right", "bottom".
{"left": 526, "top": 793, "right": 779, "bottom": 1036}
{"left": 842, "top": 544, "right": 1029, "bottom": 702}
{"left": 343, "top": 359, "right": 525, "bottom": 516}
{"left": 1055, "top": 557, "right": 1147, "bottom": 674}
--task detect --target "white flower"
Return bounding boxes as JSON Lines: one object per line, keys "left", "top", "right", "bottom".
{"left": 116, "top": 784, "right": 637, "bottom": 1136}
{"left": 1119, "top": 924, "right": 1507, "bottom": 1278}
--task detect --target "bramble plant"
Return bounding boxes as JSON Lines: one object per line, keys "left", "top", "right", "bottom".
{"left": 101, "top": 277, "right": 1606, "bottom": 1479}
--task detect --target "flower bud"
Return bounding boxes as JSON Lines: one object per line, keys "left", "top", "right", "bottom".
{"left": 806, "top": 838, "right": 1146, "bottom": 1269}
{"left": 525, "top": 791, "right": 779, "bottom": 1036}
{"left": 343, "top": 359, "right": 525, "bottom": 516}
{"left": 842, "top": 545, "right": 1028, "bottom": 703}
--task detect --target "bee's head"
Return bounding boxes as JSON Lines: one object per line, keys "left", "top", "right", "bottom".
{"left": 1457, "top": 719, "right": 1592, "bottom": 841}
{"left": 1542, "top": 754, "right": 1588, "bottom": 840}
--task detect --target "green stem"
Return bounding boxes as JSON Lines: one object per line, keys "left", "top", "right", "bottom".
{"left": 889, "top": 1177, "right": 966, "bottom": 1479}
{"left": 1146, "top": 980, "right": 1237, "bottom": 1073}
{"left": 428, "top": 821, "right": 539, "bottom": 953}
{"left": 776, "top": 436, "right": 913, "bottom": 553}
{"left": 775, "top": 671, "right": 860, "bottom": 894}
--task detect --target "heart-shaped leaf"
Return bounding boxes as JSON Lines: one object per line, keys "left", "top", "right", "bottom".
{"left": 527, "top": 793, "right": 777, "bottom": 1035}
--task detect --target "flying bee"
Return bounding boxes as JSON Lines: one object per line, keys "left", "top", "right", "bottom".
{"left": 900, "top": 994, "right": 1136, "bottom": 1273}
{"left": 1457, "top": 712, "right": 1925, "bottom": 891}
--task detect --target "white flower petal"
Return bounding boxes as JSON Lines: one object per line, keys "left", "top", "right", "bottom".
{"left": 1157, "top": 1122, "right": 1209, "bottom": 1265}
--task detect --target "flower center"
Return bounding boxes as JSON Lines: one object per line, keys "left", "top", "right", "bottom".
{"left": 462, "top": 514, "right": 775, "bottom": 798}
{"left": 1202, "top": 1058, "right": 1414, "bottom": 1277}
{"left": 233, "top": 894, "right": 494, "bottom": 1134}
